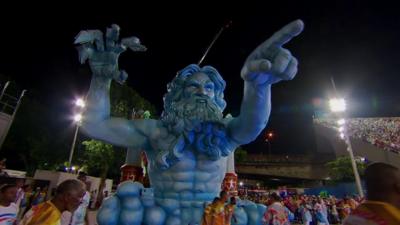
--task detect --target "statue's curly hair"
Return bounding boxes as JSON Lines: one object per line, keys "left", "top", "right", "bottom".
{"left": 152, "top": 64, "right": 233, "bottom": 170}
{"left": 162, "top": 64, "right": 226, "bottom": 115}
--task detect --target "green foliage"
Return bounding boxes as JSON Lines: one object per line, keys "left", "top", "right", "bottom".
{"left": 110, "top": 82, "right": 157, "bottom": 118}
{"left": 106, "top": 147, "right": 126, "bottom": 180}
{"left": 235, "top": 147, "right": 248, "bottom": 163}
{"left": 82, "top": 139, "right": 114, "bottom": 177}
{"left": 82, "top": 139, "right": 117, "bottom": 206}
{"left": 142, "top": 111, "right": 151, "bottom": 119}
{"left": 319, "top": 190, "right": 329, "bottom": 198}
{"left": 326, "top": 156, "right": 366, "bottom": 182}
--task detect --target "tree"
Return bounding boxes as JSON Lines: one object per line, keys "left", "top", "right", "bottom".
{"left": 235, "top": 147, "right": 248, "bottom": 163}
{"left": 3, "top": 94, "right": 69, "bottom": 176}
{"left": 325, "top": 156, "right": 366, "bottom": 182}
{"left": 82, "top": 139, "right": 114, "bottom": 177}
{"left": 110, "top": 82, "right": 157, "bottom": 118}
{"left": 82, "top": 139, "right": 114, "bottom": 206}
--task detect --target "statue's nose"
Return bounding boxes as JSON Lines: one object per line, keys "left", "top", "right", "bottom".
{"left": 196, "top": 87, "right": 207, "bottom": 95}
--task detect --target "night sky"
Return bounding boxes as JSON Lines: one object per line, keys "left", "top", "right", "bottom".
{"left": 0, "top": 2, "right": 399, "bottom": 155}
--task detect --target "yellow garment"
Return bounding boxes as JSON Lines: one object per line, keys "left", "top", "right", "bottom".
{"left": 202, "top": 201, "right": 226, "bottom": 225}
{"left": 201, "top": 204, "right": 213, "bottom": 225}
{"left": 224, "top": 204, "right": 235, "bottom": 225}
{"left": 19, "top": 200, "right": 61, "bottom": 225}
{"left": 340, "top": 203, "right": 351, "bottom": 219}
{"left": 349, "top": 199, "right": 359, "bottom": 210}
{"left": 343, "top": 200, "right": 400, "bottom": 225}
{"left": 211, "top": 201, "right": 226, "bottom": 225}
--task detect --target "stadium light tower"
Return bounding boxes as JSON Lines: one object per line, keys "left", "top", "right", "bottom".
{"left": 329, "top": 98, "right": 346, "bottom": 112}
{"left": 329, "top": 98, "right": 364, "bottom": 198}
{"left": 68, "top": 98, "right": 85, "bottom": 171}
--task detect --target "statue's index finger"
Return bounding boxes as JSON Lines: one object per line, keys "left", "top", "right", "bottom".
{"left": 268, "top": 19, "right": 304, "bottom": 47}
{"left": 106, "top": 24, "right": 121, "bottom": 49}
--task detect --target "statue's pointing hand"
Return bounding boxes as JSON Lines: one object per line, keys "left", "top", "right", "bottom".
{"left": 241, "top": 20, "right": 304, "bottom": 85}
{"left": 74, "top": 24, "right": 146, "bottom": 84}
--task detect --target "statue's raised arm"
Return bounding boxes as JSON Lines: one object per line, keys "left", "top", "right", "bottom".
{"left": 228, "top": 20, "right": 304, "bottom": 144}
{"left": 75, "top": 24, "right": 150, "bottom": 148}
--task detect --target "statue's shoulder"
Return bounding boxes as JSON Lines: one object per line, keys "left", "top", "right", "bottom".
{"left": 220, "top": 116, "right": 241, "bottom": 148}
{"left": 138, "top": 119, "right": 168, "bottom": 139}
{"left": 133, "top": 119, "right": 163, "bottom": 137}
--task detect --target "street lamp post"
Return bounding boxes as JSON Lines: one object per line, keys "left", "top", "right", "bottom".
{"left": 265, "top": 132, "right": 273, "bottom": 157}
{"left": 68, "top": 118, "right": 80, "bottom": 168}
{"left": 329, "top": 98, "right": 364, "bottom": 198}
{"left": 266, "top": 139, "right": 271, "bottom": 157}
{"left": 68, "top": 98, "right": 85, "bottom": 171}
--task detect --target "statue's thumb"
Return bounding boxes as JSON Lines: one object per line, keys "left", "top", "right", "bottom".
{"left": 241, "top": 59, "right": 272, "bottom": 80}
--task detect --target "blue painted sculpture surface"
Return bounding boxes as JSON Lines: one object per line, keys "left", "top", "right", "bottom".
{"left": 75, "top": 20, "right": 304, "bottom": 225}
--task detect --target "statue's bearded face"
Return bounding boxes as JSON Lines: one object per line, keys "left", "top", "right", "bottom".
{"left": 157, "top": 70, "right": 233, "bottom": 169}
{"left": 183, "top": 72, "right": 216, "bottom": 100}
{"left": 162, "top": 72, "right": 224, "bottom": 127}
{"left": 180, "top": 72, "right": 223, "bottom": 123}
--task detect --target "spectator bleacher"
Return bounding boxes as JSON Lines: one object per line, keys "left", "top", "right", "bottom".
{"left": 314, "top": 117, "right": 400, "bottom": 154}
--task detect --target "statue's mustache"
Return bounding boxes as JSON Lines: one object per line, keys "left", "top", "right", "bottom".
{"left": 184, "top": 98, "right": 214, "bottom": 112}
{"left": 182, "top": 97, "right": 220, "bottom": 122}
{"left": 160, "top": 96, "right": 223, "bottom": 134}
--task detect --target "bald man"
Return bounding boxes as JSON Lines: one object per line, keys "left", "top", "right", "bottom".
{"left": 343, "top": 162, "right": 400, "bottom": 225}
{"left": 20, "top": 179, "right": 86, "bottom": 225}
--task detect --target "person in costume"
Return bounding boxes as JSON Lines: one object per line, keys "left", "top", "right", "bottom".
{"left": 343, "top": 162, "right": 400, "bottom": 225}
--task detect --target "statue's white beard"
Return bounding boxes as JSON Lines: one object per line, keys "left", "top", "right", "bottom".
{"left": 155, "top": 97, "right": 232, "bottom": 170}
{"left": 161, "top": 96, "right": 224, "bottom": 133}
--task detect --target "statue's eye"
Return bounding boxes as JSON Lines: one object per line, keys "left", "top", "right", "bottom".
{"left": 205, "top": 84, "right": 214, "bottom": 91}
{"left": 187, "top": 83, "right": 199, "bottom": 89}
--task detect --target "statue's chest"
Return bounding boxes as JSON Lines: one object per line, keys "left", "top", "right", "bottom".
{"left": 148, "top": 124, "right": 233, "bottom": 170}
{"left": 149, "top": 147, "right": 227, "bottom": 173}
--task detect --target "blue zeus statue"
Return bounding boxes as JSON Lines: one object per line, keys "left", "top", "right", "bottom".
{"left": 75, "top": 20, "right": 304, "bottom": 225}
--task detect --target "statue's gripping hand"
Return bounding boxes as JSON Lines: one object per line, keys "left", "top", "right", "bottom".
{"left": 74, "top": 24, "right": 146, "bottom": 84}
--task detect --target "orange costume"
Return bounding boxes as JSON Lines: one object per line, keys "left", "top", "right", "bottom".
{"left": 211, "top": 201, "right": 226, "bottom": 225}
{"left": 343, "top": 200, "right": 400, "bottom": 225}
{"left": 201, "top": 201, "right": 226, "bottom": 225}
{"left": 202, "top": 204, "right": 213, "bottom": 225}
{"left": 224, "top": 204, "right": 235, "bottom": 225}
{"left": 19, "top": 201, "right": 61, "bottom": 225}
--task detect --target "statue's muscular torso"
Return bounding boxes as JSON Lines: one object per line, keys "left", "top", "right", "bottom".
{"left": 145, "top": 124, "right": 230, "bottom": 224}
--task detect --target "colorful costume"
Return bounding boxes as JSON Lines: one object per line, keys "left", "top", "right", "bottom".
{"left": 225, "top": 204, "right": 235, "bottom": 225}
{"left": 201, "top": 201, "right": 226, "bottom": 225}
{"left": 211, "top": 202, "right": 226, "bottom": 225}
{"left": 263, "top": 202, "right": 290, "bottom": 225}
{"left": 201, "top": 204, "right": 213, "bottom": 225}
{"left": 343, "top": 200, "right": 400, "bottom": 225}
{"left": 0, "top": 202, "right": 18, "bottom": 225}
{"left": 20, "top": 201, "right": 61, "bottom": 225}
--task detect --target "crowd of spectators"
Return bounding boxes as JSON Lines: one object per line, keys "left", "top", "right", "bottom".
{"left": 315, "top": 117, "right": 400, "bottom": 154}
{"left": 239, "top": 190, "right": 363, "bottom": 225}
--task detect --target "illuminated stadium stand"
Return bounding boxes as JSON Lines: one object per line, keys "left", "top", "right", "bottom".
{"left": 313, "top": 117, "right": 400, "bottom": 167}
